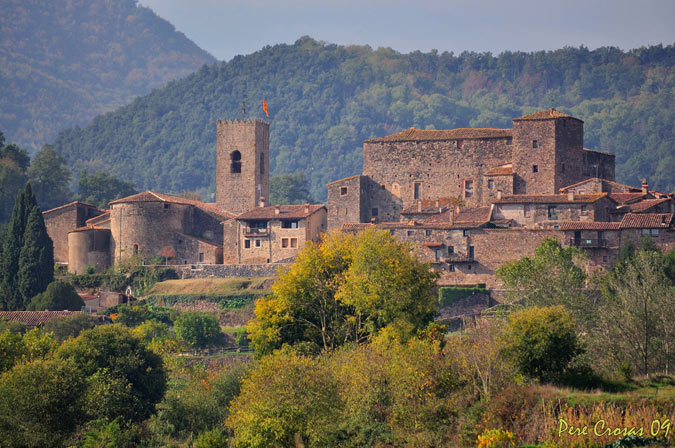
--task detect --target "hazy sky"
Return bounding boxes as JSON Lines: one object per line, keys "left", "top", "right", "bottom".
{"left": 138, "top": 0, "right": 675, "bottom": 61}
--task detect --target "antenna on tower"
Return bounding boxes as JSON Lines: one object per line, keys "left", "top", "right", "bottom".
{"left": 241, "top": 94, "right": 247, "bottom": 117}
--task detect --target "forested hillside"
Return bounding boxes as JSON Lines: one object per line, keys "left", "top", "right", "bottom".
{"left": 0, "top": 0, "right": 215, "bottom": 150}
{"left": 52, "top": 37, "right": 675, "bottom": 200}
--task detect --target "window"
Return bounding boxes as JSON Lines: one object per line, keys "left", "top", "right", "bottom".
{"left": 425, "top": 229, "right": 432, "bottom": 236}
{"left": 448, "top": 245, "right": 454, "bottom": 255}
{"left": 651, "top": 229, "right": 659, "bottom": 236}
{"left": 580, "top": 205, "right": 588, "bottom": 216}
{"left": 506, "top": 137, "right": 513, "bottom": 145}
{"left": 244, "top": 240, "right": 251, "bottom": 249}
{"left": 255, "top": 239, "right": 261, "bottom": 247}
{"left": 532, "top": 140, "right": 538, "bottom": 148}
{"left": 524, "top": 204, "right": 531, "bottom": 218}
{"left": 463, "top": 229, "right": 470, "bottom": 237}
{"left": 340, "top": 187, "right": 348, "bottom": 196}
{"left": 199, "top": 252, "right": 204, "bottom": 263}
{"left": 449, "top": 264, "right": 455, "bottom": 272}
{"left": 467, "top": 264, "right": 472, "bottom": 270}
{"left": 372, "top": 208, "right": 379, "bottom": 217}
{"left": 163, "top": 203, "right": 170, "bottom": 209}
{"left": 456, "top": 140, "right": 464, "bottom": 149}
{"left": 390, "top": 230, "right": 395, "bottom": 236}
{"left": 281, "top": 238, "right": 288, "bottom": 248}
{"left": 464, "top": 179, "right": 473, "bottom": 198}
{"left": 547, "top": 205, "right": 558, "bottom": 220}
{"left": 290, "top": 238, "right": 297, "bottom": 248}
{"left": 435, "top": 249, "right": 441, "bottom": 261}
{"left": 488, "top": 179, "right": 494, "bottom": 189}
{"left": 230, "top": 150, "right": 242, "bottom": 173}
{"left": 407, "top": 230, "right": 414, "bottom": 236}
{"left": 532, "top": 165, "right": 538, "bottom": 173}
{"left": 413, "top": 182, "right": 422, "bottom": 200}
{"left": 260, "top": 153, "right": 265, "bottom": 174}
{"left": 469, "top": 246, "right": 475, "bottom": 258}
{"left": 603, "top": 256, "right": 608, "bottom": 263}
{"left": 282, "top": 220, "right": 299, "bottom": 229}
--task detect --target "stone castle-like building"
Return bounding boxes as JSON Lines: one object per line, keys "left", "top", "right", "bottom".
{"left": 44, "top": 109, "right": 674, "bottom": 288}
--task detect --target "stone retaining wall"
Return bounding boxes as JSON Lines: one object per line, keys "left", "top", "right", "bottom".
{"left": 172, "top": 263, "right": 287, "bottom": 279}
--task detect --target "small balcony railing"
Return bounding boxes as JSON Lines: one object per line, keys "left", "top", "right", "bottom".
{"left": 244, "top": 227, "right": 268, "bottom": 236}
{"left": 569, "top": 238, "right": 607, "bottom": 248}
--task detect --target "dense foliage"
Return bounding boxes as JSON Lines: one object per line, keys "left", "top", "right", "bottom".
{"left": 51, "top": 39, "right": 675, "bottom": 200}
{"left": 0, "top": 183, "right": 53, "bottom": 310}
{"left": 173, "top": 311, "right": 223, "bottom": 348}
{"left": 26, "top": 281, "right": 85, "bottom": 312}
{"left": 78, "top": 170, "right": 137, "bottom": 209}
{"left": 0, "top": 0, "right": 215, "bottom": 151}
{"left": 248, "top": 229, "right": 438, "bottom": 355}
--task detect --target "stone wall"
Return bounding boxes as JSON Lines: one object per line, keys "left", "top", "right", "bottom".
{"left": 43, "top": 202, "right": 103, "bottom": 263}
{"left": 68, "top": 227, "right": 111, "bottom": 273}
{"left": 363, "top": 137, "right": 512, "bottom": 210}
{"left": 511, "top": 119, "right": 557, "bottom": 194}
{"left": 216, "top": 119, "right": 269, "bottom": 215}
{"left": 173, "top": 263, "right": 285, "bottom": 279}
{"left": 327, "top": 175, "right": 370, "bottom": 230}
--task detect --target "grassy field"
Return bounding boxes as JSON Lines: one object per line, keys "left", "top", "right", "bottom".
{"left": 146, "top": 277, "right": 273, "bottom": 296}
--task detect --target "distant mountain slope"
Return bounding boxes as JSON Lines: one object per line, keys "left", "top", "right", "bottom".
{"left": 0, "top": 0, "right": 215, "bottom": 150}
{"left": 52, "top": 38, "right": 675, "bottom": 199}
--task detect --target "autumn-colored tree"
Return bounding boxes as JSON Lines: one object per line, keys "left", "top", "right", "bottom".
{"left": 247, "top": 229, "right": 438, "bottom": 355}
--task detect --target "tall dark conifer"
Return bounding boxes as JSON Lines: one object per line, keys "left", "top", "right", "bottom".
{"left": 17, "top": 206, "right": 54, "bottom": 307}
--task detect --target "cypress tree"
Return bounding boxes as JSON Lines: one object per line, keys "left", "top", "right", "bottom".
{"left": 17, "top": 206, "right": 54, "bottom": 307}
{"left": 0, "top": 188, "right": 27, "bottom": 310}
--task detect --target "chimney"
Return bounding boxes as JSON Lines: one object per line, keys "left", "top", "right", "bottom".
{"left": 568, "top": 191, "right": 575, "bottom": 201}
{"left": 435, "top": 199, "right": 439, "bottom": 208}
{"left": 275, "top": 204, "right": 280, "bottom": 215}
{"left": 497, "top": 190, "right": 503, "bottom": 200}
{"left": 259, "top": 197, "right": 266, "bottom": 208}
{"left": 304, "top": 203, "right": 310, "bottom": 215}
{"left": 417, "top": 200, "right": 422, "bottom": 213}
{"left": 448, "top": 210, "right": 454, "bottom": 225}
{"left": 641, "top": 178, "right": 648, "bottom": 194}
{"left": 455, "top": 205, "right": 460, "bottom": 215}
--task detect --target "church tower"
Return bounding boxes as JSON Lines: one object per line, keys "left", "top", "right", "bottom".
{"left": 216, "top": 119, "right": 269, "bottom": 215}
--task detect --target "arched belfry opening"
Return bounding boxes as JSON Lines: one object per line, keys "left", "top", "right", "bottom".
{"left": 230, "top": 150, "right": 242, "bottom": 173}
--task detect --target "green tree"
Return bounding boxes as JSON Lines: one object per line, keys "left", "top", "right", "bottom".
{"left": 174, "top": 311, "right": 223, "bottom": 348}
{"left": 78, "top": 169, "right": 137, "bottom": 208}
{"left": 502, "top": 306, "right": 582, "bottom": 383}
{"left": 596, "top": 249, "right": 675, "bottom": 375}
{"left": 0, "top": 183, "right": 39, "bottom": 310}
{"left": 27, "top": 144, "right": 72, "bottom": 210}
{"left": 0, "top": 359, "right": 85, "bottom": 447}
{"left": 248, "top": 229, "right": 438, "bottom": 356}
{"left": 0, "top": 132, "right": 30, "bottom": 226}
{"left": 27, "top": 281, "right": 83, "bottom": 311}
{"left": 496, "top": 238, "right": 589, "bottom": 319}
{"left": 269, "top": 173, "right": 314, "bottom": 205}
{"left": 17, "top": 206, "right": 54, "bottom": 307}
{"left": 43, "top": 312, "right": 98, "bottom": 342}
{"left": 56, "top": 325, "right": 167, "bottom": 422}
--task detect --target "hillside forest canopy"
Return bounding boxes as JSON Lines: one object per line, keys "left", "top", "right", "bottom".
{"left": 51, "top": 38, "right": 674, "bottom": 201}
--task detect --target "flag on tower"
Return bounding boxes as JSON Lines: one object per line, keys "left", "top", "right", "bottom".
{"left": 262, "top": 99, "right": 269, "bottom": 117}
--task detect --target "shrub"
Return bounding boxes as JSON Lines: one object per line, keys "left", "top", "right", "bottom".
{"left": 174, "top": 311, "right": 223, "bottom": 348}
{"left": 439, "top": 286, "right": 489, "bottom": 307}
{"left": 26, "top": 281, "right": 84, "bottom": 311}
{"left": 43, "top": 313, "right": 98, "bottom": 341}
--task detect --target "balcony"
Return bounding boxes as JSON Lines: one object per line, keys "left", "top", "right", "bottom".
{"left": 244, "top": 227, "right": 268, "bottom": 236}
{"left": 445, "top": 254, "right": 474, "bottom": 263}
{"left": 569, "top": 238, "right": 607, "bottom": 248}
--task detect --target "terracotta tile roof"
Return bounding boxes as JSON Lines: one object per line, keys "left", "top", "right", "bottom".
{"left": 85, "top": 211, "right": 110, "bottom": 226}
{"left": 619, "top": 213, "right": 674, "bottom": 229}
{"left": 42, "top": 201, "right": 100, "bottom": 215}
{"left": 486, "top": 164, "right": 513, "bottom": 176}
{"left": 494, "top": 193, "right": 610, "bottom": 204}
{"left": 423, "top": 242, "right": 444, "bottom": 247}
{"left": 236, "top": 204, "right": 325, "bottom": 221}
{"left": 109, "top": 191, "right": 235, "bottom": 220}
{"left": 365, "top": 127, "right": 511, "bottom": 143}
{"left": 625, "top": 199, "right": 671, "bottom": 213}
{"left": 341, "top": 223, "right": 374, "bottom": 231}
{"left": 0, "top": 311, "right": 82, "bottom": 326}
{"left": 558, "top": 222, "right": 621, "bottom": 231}
{"left": 609, "top": 193, "right": 648, "bottom": 204}
{"left": 513, "top": 108, "right": 575, "bottom": 121}
{"left": 424, "top": 206, "right": 492, "bottom": 224}
{"left": 559, "top": 177, "right": 637, "bottom": 193}
{"left": 70, "top": 225, "right": 110, "bottom": 233}
{"left": 401, "top": 198, "right": 459, "bottom": 215}
{"left": 582, "top": 148, "right": 615, "bottom": 157}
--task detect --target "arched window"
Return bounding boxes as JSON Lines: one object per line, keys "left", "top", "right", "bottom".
{"left": 260, "top": 153, "right": 265, "bottom": 175}
{"left": 231, "top": 151, "right": 242, "bottom": 173}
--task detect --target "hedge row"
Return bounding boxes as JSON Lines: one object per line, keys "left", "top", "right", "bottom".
{"left": 438, "top": 286, "right": 490, "bottom": 307}
{"left": 144, "top": 292, "right": 265, "bottom": 309}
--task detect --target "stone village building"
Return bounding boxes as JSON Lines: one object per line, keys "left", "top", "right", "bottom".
{"left": 44, "top": 109, "right": 674, "bottom": 288}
